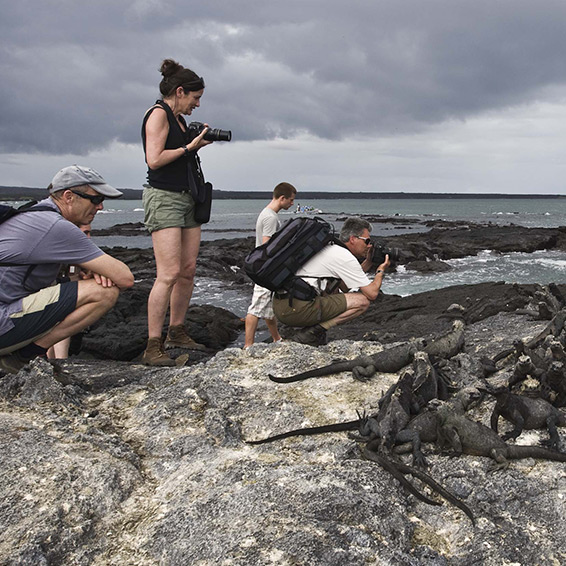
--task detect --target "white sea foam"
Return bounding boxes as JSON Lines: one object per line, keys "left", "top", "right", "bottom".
{"left": 536, "top": 258, "right": 566, "bottom": 268}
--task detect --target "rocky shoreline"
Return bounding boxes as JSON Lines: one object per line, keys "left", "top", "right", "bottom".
{"left": 2, "top": 220, "right": 566, "bottom": 564}
{"left": 82, "top": 217, "right": 566, "bottom": 360}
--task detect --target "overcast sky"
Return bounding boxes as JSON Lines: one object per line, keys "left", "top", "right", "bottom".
{"left": 2, "top": 1, "right": 566, "bottom": 194}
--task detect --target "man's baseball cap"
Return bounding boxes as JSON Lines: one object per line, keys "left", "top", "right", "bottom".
{"left": 49, "top": 165, "right": 123, "bottom": 198}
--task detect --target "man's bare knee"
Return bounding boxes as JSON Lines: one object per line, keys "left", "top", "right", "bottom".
{"left": 346, "top": 293, "right": 370, "bottom": 312}
{"left": 358, "top": 296, "right": 370, "bottom": 313}
{"left": 101, "top": 285, "right": 120, "bottom": 307}
{"left": 77, "top": 279, "right": 120, "bottom": 306}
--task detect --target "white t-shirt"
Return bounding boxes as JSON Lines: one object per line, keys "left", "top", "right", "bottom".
{"left": 296, "top": 243, "right": 371, "bottom": 294}
{"left": 255, "top": 207, "right": 280, "bottom": 247}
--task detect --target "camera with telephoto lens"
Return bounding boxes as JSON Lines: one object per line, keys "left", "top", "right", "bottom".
{"left": 187, "top": 121, "right": 232, "bottom": 142}
{"left": 370, "top": 241, "right": 402, "bottom": 266}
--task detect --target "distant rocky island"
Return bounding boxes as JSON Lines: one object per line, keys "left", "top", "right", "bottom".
{"left": 1, "top": 185, "right": 564, "bottom": 201}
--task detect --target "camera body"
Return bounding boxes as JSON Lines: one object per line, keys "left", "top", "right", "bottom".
{"left": 370, "top": 241, "right": 402, "bottom": 266}
{"left": 187, "top": 121, "right": 232, "bottom": 142}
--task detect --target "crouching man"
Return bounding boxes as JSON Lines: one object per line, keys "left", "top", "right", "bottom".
{"left": 0, "top": 165, "right": 134, "bottom": 373}
{"left": 272, "top": 217, "right": 390, "bottom": 346}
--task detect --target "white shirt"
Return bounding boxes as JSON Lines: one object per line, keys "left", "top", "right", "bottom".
{"left": 296, "top": 243, "right": 371, "bottom": 294}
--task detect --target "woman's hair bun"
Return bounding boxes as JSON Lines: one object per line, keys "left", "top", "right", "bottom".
{"left": 160, "top": 59, "right": 183, "bottom": 78}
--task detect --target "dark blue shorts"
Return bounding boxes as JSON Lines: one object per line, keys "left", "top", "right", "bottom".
{"left": 0, "top": 281, "right": 78, "bottom": 355}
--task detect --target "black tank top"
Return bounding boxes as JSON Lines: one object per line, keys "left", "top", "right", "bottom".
{"left": 141, "top": 100, "right": 191, "bottom": 192}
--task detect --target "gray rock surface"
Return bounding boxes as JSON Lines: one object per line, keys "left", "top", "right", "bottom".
{"left": 1, "top": 311, "right": 566, "bottom": 565}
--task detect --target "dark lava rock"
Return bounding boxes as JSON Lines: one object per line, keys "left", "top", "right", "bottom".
{"left": 376, "top": 225, "right": 566, "bottom": 266}
{"left": 321, "top": 281, "right": 546, "bottom": 345}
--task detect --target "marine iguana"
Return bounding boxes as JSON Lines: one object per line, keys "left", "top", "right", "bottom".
{"left": 268, "top": 339, "right": 425, "bottom": 384}
{"left": 541, "top": 361, "right": 566, "bottom": 407}
{"left": 248, "top": 351, "right": 448, "bottom": 445}
{"left": 483, "top": 385, "right": 566, "bottom": 449}
{"left": 490, "top": 311, "right": 566, "bottom": 366}
{"left": 508, "top": 354, "right": 545, "bottom": 388}
{"left": 544, "top": 338, "right": 566, "bottom": 366}
{"left": 392, "top": 387, "right": 482, "bottom": 468}
{"left": 435, "top": 400, "right": 566, "bottom": 470}
{"left": 354, "top": 352, "right": 453, "bottom": 446}
{"left": 355, "top": 368, "right": 416, "bottom": 450}
{"left": 268, "top": 320, "right": 465, "bottom": 384}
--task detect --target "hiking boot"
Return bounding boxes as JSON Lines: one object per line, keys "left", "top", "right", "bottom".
{"left": 291, "top": 324, "right": 328, "bottom": 347}
{"left": 0, "top": 352, "right": 28, "bottom": 374}
{"left": 142, "top": 338, "right": 176, "bottom": 367}
{"left": 164, "top": 325, "right": 206, "bottom": 351}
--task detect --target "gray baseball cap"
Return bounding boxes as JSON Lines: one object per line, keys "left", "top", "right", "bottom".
{"left": 49, "top": 165, "right": 123, "bottom": 198}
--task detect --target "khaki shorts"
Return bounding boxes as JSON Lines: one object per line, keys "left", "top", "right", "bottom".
{"left": 143, "top": 186, "right": 200, "bottom": 233}
{"left": 0, "top": 281, "right": 78, "bottom": 355}
{"left": 273, "top": 293, "right": 347, "bottom": 327}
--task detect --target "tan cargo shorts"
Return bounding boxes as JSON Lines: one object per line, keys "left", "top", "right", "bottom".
{"left": 272, "top": 293, "right": 347, "bottom": 327}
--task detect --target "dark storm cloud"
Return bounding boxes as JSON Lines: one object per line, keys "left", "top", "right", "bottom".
{"left": 2, "top": 0, "right": 566, "bottom": 155}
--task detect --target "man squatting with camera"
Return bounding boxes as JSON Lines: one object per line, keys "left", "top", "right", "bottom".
{"left": 0, "top": 165, "right": 134, "bottom": 374}
{"left": 272, "top": 217, "right": 390, "bottom": 347}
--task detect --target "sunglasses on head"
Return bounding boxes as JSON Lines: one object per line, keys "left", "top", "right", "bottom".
{"left": 70, "top": 189, "right": 105, "bottom": 205}
{"left": 355, "top": 236, "right": 372, "bottom": 245}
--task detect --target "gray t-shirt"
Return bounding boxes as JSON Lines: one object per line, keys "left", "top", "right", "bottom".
{"left": 255, "top": 207, "right": 280, "bottom": 247}
{"left": 0, "top": 198, "right": 104, "bottom": 336}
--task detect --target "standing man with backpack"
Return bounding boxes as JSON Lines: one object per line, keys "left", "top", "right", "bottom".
{"left": 244, "top": 182, "right": 297, "bottom": 348}
{"left": 0, "top": 165, "right": 134, "bottom": 374}
{"left": 272, "top": 217, "right": 390, "bottom": 346}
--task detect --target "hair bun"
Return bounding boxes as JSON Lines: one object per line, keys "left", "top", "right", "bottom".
{"left": 160, "top": 58, "right": 183, "bottom": 78}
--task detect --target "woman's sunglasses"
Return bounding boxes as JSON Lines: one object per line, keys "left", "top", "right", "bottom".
{"left": 70, "top": 190, "right": 105, "bottom": 205}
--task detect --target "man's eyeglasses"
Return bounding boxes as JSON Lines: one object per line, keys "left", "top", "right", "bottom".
{"left": 355, "top": 236, "right": 372, "bottom": 245}
{"left": 70, "top": 190, "right": 105, "bottom": 205}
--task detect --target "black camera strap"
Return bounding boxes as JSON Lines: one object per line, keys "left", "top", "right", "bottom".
{"left": 186, "top": 151, "right": 208, "bottom": 204}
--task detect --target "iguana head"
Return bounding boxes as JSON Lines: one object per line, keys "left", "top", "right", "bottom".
{"left": 454, "top": 386, "right": 483, "bottom": 410}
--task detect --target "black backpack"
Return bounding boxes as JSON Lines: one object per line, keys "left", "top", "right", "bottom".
{"left": 244, "top": 216, "right": 335, "bottom": 301}
{"left": 0, "top": 201, "right": 61, "bottom": 289}
{"left": 0, "top": 200, "right": 55, "bottom": 225}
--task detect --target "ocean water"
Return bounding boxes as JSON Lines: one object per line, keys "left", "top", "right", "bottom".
{"left": 5, "top": 196, "right": 566, "bottom": 313}
{"left": 88, "top": 195, "right": 566, "bottom": 241}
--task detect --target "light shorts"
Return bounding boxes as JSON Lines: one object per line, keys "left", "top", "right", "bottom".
{"left": 0, "top": 281, "right": 78, "bottom": 355}
{"left": 247, "top": 285, "right": 275, "bottom": 319}
{"left": 143, "top": 186, "right": 200, "bottom": 233}
{"left": 272, "top": 293, "right": 347, "bottom": 327}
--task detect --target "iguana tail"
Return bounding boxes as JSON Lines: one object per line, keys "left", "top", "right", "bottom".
{"left": 363, "top": 448, "right": 476, "bottom": 525}
{"left": 246, "top": 419, "right": 360, "bottom": 444}
{"left": 362, "top": 448, "right": 441, "bottom": 507}
{"left": 508, "top": 445, "right": 566, "bottom": 462}
{"left": 268, "top": 359, "right": 365, "bottom": 383}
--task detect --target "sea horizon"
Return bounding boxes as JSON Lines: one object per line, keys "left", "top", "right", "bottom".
{"left": 1, "top": 185, "right": 565, "bottom": 201}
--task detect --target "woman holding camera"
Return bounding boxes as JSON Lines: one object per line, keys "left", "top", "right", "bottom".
{"left": 141, "top": 59, "right": 212, "bottom": 366}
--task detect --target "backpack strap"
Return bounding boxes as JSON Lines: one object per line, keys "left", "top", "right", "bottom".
{"left": 0, "top": 203, "right": 63, "bottom": 291}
